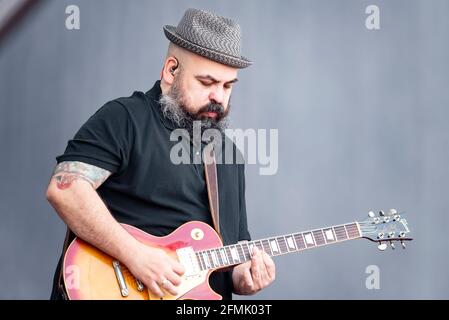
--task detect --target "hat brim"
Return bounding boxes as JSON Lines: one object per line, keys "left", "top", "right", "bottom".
{"left": 163, "top": 25, "right": 252, "bottom": 69}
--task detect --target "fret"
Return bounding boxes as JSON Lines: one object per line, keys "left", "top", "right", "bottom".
{"left": 210, "top": 250, "right": 219, "bottom": 267}
{"left": 248, "top": 242, "right": 256, "bottom": 256}
{"left": 196, "top": 252, "right": 205, "bottom": 270}
{"left": 242, "top": 242, "right": 252, "bottom": 260}
{"left": 216, "top": 248, "right": 224, "bottom": 266}
{"left": 294, "top": 233, "right": 306, "bottom": 250}
{"left": 261, "top": 239, "right": 273, "bottom": 256}
{"left": 285, "top": 235, "right": 298, "bottom": 251}
{"left": 236, "top": 244, "right": 245, "bottom": 262}
{"left": 345, "top": 223, "right": 360, "bottom": 238}
{"left": 312, "top": 230, "right": 326, "bottom": 246}
{"left": 239, "top": 243, "right": 247, "bottom": 261}
{"left": 225, "top": 246, "right": 234, "bottom": 265}
{"left": 343, "top": 225, "right": 349, "bottom": 239}
{"left": 346, "top": 224, "right": 357, "bottom": 237}
{"left": 323, "top": 228, "right": 336, "bottom": 243}
{"left": 254, "top": 240, "right": 264, "bottom": 252}
{"left": 300, "top": 233, "right": 308, "bottom": 248}
{"left": 207, "top": 251, "right": 216, "bottom": 268}
{"left": 230, "top": 246, "right": 240, "bottom": 263}
{"left": 355, "top": 222, "right": 362, "bottom": 237}
{"left": 217, "top": 248, "right": 224, "bottom": 266}
{"left": 277, "top": 237, "right": 289, "bottom": 254}
{"left": 345, "top": 224, "right": 353, "bottom": 238}
{"left": 354, "top": 223, "right": 360, "bottom": 237}
{"left": 320, "top": 229, "right": 327, "bottom": 244}
{"left": 303, "top": 232, "right": 316, "bottom": 247}
{"left": 333, "top": 225, "right": 348, "bottom": 241}
{"left": 202, "top": 252, "right": 212, "bottom": 269}
{"left": 220, "top": 248, "right": 229, "bottom": 265}
{"left": 269, "top": 238, "right": 280, "bottom": 255}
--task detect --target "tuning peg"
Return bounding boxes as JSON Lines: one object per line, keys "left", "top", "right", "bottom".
{"left": 368, "top": 211, "right": 375, "bottom": 218}
{"left": 378, "top": 242, "right": 387, "bottom": 251}
{"left": 379, "top": 210, "right": 385, "bottom": 216}
{"left": 389, "top": 209, "right": 398, "bottom": 216}
{"left": 390, "top": 241, "right": 395, "bottom": 250}
{"left": 401, "top": 241, "right": 406, "bottom": 249}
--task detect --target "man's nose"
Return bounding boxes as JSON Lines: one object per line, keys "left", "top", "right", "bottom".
{"left": 209, "top": 87, "right": 225, "bottom": 105}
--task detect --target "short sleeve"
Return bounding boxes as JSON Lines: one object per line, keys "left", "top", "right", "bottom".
{"left": 56, "top": 101, "right": 133, "bottom": 174}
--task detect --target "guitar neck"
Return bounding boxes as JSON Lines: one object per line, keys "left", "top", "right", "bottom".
{"left": 195, "top": 222, "right": 362, "bottom": 271}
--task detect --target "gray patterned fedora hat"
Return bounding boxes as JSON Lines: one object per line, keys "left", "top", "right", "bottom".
{"left": 163, "top": 8, "right": 252, "bottom": 69}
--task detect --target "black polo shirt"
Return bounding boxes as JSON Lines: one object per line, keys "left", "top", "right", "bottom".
{"left": 51, "top": 80, "right": 250, "bottom": 300}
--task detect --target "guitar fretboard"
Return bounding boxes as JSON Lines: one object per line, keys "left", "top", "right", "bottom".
{"left": 195, "top": 222, "right": 361, "bottom": 271}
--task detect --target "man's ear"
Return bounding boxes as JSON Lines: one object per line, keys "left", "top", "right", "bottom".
{"left": 162, "top": 57, "right": 179, "bottom": 84}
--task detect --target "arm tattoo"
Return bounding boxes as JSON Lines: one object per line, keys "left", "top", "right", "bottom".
{"left": 52, "top": 161, "right": 112, "bottom": 190}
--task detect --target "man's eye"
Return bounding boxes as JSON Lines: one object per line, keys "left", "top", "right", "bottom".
{"left": 201, "top": 81, "right": 212, "bottom": 87}
{"left": 224, "top": 84, "right": 233, "bottom": 89}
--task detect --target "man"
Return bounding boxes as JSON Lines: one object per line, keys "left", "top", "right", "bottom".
{"left": 47, "top": 8, "right": 275, "bottom": 300}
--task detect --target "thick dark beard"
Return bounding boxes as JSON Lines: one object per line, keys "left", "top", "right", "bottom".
{"left": 159, "top": 77, "right": 230, "bottom": 137}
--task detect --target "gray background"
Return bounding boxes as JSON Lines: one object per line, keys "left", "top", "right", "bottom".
{"left": 1, "top": 0, "right": 448, "bottom": 299}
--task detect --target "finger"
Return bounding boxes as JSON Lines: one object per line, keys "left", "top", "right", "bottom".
{"left": 250, "top": 248, "right": 263, "bottom": 284}
{"left": 160, "top": 278, "right": 179, "bottom": 296}
{"left": 166, "top": 270, "right": 183, "bottom": 287}
{"left": 243, "top": 267, "right": 254, "bottom": 289}
{"left": 251, "top": 246, "right": 260, "bottom": 257}
{"left": 171, "top": 261, "right": 185, "bottom": 276}
{"left": 148, "top": 281, "right": 164, "bottom": 298}
{"left": 258, "top": 258, "right": 270, "bottom": 282}
{"left": 262, "top": 253, "right": 276, "bottom": 280}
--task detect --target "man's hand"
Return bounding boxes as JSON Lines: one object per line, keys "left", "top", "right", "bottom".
{"left": 126, "top": 242, "right": 185, "bottom": 298}
{"left": 232, "top": 246, "right": 275, "bottom": 295}
{"left": 47, "top": 161, "right": 186, "bottom": 298}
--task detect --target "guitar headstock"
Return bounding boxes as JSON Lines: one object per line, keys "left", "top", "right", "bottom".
{"left": 359, "top": 209, "right": 412, "bottom": 251}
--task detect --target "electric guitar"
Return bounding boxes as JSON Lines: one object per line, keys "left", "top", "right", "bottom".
{"left": 63, "top": 209, "right": 412, "bottom": 300}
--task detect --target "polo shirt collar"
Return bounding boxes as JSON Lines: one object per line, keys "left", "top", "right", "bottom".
{"left": 145, "top": 80, "right": 177, "bottom": 131}
{"left": 145, "top": 80, "right": 207, "bottom": 152}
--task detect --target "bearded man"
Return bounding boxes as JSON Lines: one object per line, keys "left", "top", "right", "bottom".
{"left": 46, "top": 8, "right": 275, "bottom": 300}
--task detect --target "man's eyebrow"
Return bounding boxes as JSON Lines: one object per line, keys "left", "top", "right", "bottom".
{"left": 195, "top": 75, "right": 238, "bottom": 84}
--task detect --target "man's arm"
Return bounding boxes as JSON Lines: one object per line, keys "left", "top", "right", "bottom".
{"left": 46, "top": 161, "right": 184, "bottom": 297}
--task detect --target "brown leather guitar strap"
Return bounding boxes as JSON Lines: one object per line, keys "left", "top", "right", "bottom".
{"left": 203, "top": 143, "right": 221, "bottom": 239}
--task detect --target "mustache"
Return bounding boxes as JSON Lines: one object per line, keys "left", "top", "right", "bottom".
{"left": 159, "top": 92, "right": 231, "bottom": 135}
{"left": 193, "top": 103, "right": 228, "bottom": 121}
